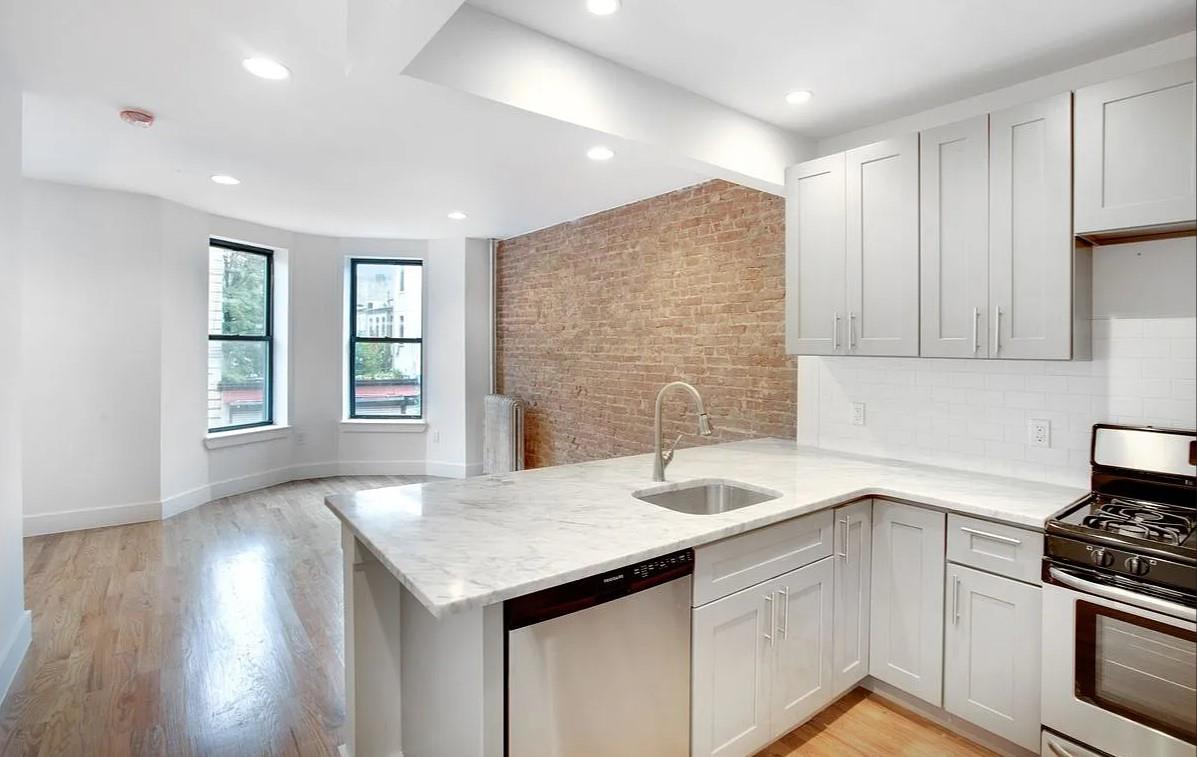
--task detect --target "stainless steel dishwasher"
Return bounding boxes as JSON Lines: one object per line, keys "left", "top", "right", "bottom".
{"left": 505, "top": 548, "right": 693, "bottom": 757}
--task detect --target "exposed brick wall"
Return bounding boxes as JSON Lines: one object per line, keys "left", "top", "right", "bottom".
{"left": 496, "top": 179, "right": 796, "bottom": 469}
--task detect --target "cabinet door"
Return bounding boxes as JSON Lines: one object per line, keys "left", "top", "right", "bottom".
{"left": 771, "top": 558, "right": 835, "bottom": 739}
{"left": 869, "top": 500, "right": 945, "bottom": 706}
{"left": 786, "top": 154, "right": 847, "bottom": 356}
{"left": 692, "top": 583, "right": 775, "bottom": 757}
{"left": 988, "top": 93, "right": 1074, "bottom": 359}
{"left": 846, "top": 134, "right": 920, "bottom": 356}
{"left": 944, "top": 564, "right": 1042, "bottom": 751}
{"left": 833, "top": 499, "right": 872, "bottom": 696}
{"left": 920, "top": 117, "right": 990, "bottom": 358}
{"left": 1075, "top": 58, "right": 1197, "bottom": 235}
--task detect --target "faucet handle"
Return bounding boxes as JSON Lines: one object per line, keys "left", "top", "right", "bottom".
{"left": 662, "top": 433, "right": 684, "bottom": 466}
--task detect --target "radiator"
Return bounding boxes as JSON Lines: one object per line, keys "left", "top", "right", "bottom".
{"left": 484, "top": 394, "right": 525, "bottom": 474}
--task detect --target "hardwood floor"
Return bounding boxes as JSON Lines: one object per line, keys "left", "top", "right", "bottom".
{"left": 756, "top": 688, "right": 997, "bottom": 757}
{"left": 0, "top": 475, "right": 427, "bottom": 757}
{"left": 3, "top": 476, "right": 996, "bottom": 757}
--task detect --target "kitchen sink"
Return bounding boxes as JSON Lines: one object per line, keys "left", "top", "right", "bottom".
{"left": 633, "top": 479, "right": 782, "bottom": 515}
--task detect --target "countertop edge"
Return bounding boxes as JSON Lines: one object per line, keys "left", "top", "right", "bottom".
{"left": 326, "top": 483, "right": 1069, "bottom": 620}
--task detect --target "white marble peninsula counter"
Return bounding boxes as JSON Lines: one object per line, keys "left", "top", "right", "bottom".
{"left": 325, "top": 438, "right": 1084, "bottom": 757}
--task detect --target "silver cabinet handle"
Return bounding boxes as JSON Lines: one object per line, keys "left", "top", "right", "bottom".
{"left": 959, "top": 525, "right": 1021, "bottom": 546}
{"left": 993, "top": 306, "right": 1002, "bottom": 355}
{"left": 778, "top": 587, "right": 788, "bottom": 639}
{"left": 764, "top": 593, "right": 774, "bottom": 644}
{"left": 1049, "top": 567, "right": 1197, "bottom": 622}
{"left": 832, "top": 312, "right": 841, "bottom": 352}
{"left": 848, "top": 312, "right": 857, "bottom": 351}
{"left": 952, "top": 574, "right": 961, "bottom": 625}
{"left": 837, "top": 518, "right": 848, "bottom": 558}
{"left": 971, "top": 307, "right": 980, "bottom": 354}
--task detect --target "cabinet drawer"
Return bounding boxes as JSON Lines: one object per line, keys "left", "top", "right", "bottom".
{"left": 947, "top": 514, "right": 1042, "bottom": 584}
{"left": 693, "top": 510, "right": 833, "bottom": 607}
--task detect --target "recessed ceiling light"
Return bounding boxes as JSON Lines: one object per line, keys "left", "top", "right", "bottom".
{"left": 242, "top": 57, "right": 291, "bottom": 81}
{"left": 447, "top": 211, "right": 467, "bottom": 220}
{"left": 785, "top": 89, "right": 813, "bottom": 106}
{"left": 586, "top": 0, "right": 621, "bottom": 15}
{"left": 587, "top": 145, "right": 615, "bottom": 161}
{"left": 211, "top": 174, "right": 241, "bottom": 186}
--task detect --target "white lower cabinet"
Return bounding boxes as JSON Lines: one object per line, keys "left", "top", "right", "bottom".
{"left": 944, "top": 563, "right": 1042, "bottom": 751}
{"left": 832, "top": 500, "right": 871, "bottom": 696}
{"left": 692, "top": 558, "right": 834, "bottom": 757}
{"left": 869, "top": 500, "right": 946, "bottom": 706}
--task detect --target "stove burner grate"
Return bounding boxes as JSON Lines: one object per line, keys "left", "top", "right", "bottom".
{"left": 1081, "top": 497, "right": 1195, "bottom": 545}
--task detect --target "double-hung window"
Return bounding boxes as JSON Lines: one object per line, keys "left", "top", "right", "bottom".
{"left": 207, "top": 240, "right": 273, "bottom": 431}
{"left": 349, "top": 258, "right": 423, "bottom": 419}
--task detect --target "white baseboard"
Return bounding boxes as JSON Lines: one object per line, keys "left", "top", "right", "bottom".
{"left": 0, "top": 609, "right": 32, "bottom": 708}
{"left": 23, "top": 498, "right": 161, "bottom": 537}
{"left": 425, "top": 460, "right": 483, "bottom": 479}
{"left": 25, "top": 459, "right": 448, "bottom": 536}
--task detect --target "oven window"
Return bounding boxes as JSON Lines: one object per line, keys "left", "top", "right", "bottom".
{"left": 1075, "top": 600, "right": 1197, "bottom": 742}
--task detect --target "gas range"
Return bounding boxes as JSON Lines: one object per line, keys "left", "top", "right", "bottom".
{"left": 1045, "top": 424, "right": 1197, "bottom": 600}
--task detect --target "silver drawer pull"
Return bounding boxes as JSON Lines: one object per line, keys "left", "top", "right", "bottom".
{"left": 960, "top": 525, "right": 1021, "bottom": 546}
{"left": 763, "top": 593, "right": 774, "bottom": 644}
{"left": 1046, "top": 741, "right": 1078, "bottom": 757}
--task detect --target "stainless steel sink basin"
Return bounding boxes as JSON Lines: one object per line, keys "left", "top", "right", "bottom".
{"left": 633, "top": 479, "right": 782, "bottom": 515}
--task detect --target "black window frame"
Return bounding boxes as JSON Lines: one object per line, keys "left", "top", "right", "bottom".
{"left": 208, "top": 239, "right": 274, "bottom": 433}
{"left": 349, "top": 258, "right": 424, "bottom": 420}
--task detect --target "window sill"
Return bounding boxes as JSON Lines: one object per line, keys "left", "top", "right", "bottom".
{"left": 340, "top": 419, "right": 427, "bottom": 434}
{"left": 204, "top": 424, "right": 292, "bottom": 449}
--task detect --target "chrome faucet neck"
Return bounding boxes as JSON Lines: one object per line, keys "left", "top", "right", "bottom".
{"left": 652, "top": 381, "right": 713, "bottom": 482}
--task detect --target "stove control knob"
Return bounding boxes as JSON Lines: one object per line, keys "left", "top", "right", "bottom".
{"left": 1090, "top": 548, "right": 1113, "bottom": 567}
{"left": 1124, "top": 556, "right": 1150, "bottom": 576}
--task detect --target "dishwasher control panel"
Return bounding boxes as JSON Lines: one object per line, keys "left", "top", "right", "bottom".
{"left": 631, "top": 549, "right": 693, "bottom": 581}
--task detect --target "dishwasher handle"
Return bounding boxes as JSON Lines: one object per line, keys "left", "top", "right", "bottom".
{"left": 504, "top": 548, "right": 694, "bottom": 630}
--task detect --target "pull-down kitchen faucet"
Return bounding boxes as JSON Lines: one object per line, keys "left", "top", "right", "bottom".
{"left": 653, "top": 381, "right": 714, "bottom": 482}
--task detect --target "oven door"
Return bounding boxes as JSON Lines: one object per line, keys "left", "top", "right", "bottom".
{"left": 1043, "top": 565, "right": 1197, "bottom": 757}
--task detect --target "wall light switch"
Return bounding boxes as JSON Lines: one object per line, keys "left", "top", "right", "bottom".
{"left": 1028, "top": 419, "right": 1051, "bottom": 448}
{"left": 850, "top": 402, "right": 866, "bottom": 426}
{"left": 432, "top": 430, "right": 440, "bottom": 443}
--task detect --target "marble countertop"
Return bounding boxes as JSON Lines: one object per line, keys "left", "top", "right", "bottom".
{"left": 325, "top": 438, "right": 1085, "bottom": 619}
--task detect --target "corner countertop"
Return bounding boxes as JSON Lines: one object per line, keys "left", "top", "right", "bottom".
{"left": 325, "top": 438, "right": 1084, "bottom": 619}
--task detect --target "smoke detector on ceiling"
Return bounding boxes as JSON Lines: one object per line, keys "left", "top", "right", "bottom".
{"left": 119, "top": 108, "right": 155, "bottom": 128}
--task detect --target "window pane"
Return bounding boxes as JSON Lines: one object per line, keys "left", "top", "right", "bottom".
{"left": 208, "top": 340, "right": 269, "bottom": 428}
{"left": 209, "top": 246, "right": 268, "bottom": 336}
{"left": 354, "top": 342, "right": 421, "bottom": 417}
{"left": 354, "top": 263, "right": 421, "bottom": 339}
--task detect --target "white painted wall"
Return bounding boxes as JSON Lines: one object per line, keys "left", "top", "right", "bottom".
{"left": 818, "top": 32, "right": 1197, "bottom": 155}
{"left": 21, "top": 179, "right": 489, "bottom": 535}
{"left": 423, "top": 238, "right": 492, "bottom": 477}
{"left": 0, "top": 65, "right": 32, "bottom": 707}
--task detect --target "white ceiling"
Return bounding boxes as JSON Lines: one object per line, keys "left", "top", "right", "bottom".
{"left": 5, "top": 0, "right": 705, "bottom": 239}
{"left": 470, "top": 0, "right": 1197, "bottom": 137}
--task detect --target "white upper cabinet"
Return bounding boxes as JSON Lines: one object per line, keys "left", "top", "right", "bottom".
{"left": 920, "top": 116, "right": 990, "bottom": 358}
{"left": 845, "top": 134, "right": 920, "bottom": 356}
{"left": 1075, "top": 59, "right": 1197, "bottom": 237}
{"left": 785, "top": 154, "right": 847, "bottom": 356}
{"left": 869, "top": 500, "right": 946, "bottom": 706}
{"left": 988, "top": 93, "right": 1082, "bottom": 360}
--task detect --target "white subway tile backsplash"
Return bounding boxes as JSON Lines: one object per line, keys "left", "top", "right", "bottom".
{"left": 799, "top": 317, "right": 1197, "bottom": 488}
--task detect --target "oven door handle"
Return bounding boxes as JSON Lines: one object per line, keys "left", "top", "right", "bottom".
{"left": 1049, "top": 567, "right": 1197, "bottom": 622}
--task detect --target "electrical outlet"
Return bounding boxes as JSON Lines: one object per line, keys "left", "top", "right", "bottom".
{"left": 1028, "top": 419, "right": 1051, "bottom": 448}
{"left": 850, "top": 402, "right": 866, "bottom": 426}
{"left": 432, "top": 430, "right": 440, "bottom": 443}
{"left": 295, "top": 430, "right": 307, "bottom": 446}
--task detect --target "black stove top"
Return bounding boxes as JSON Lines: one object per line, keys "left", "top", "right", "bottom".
{"left": 1044, "top": 424, "right": 1197, "bottom": 596}
{"left": 1061, "top": 494, "right": 1196, "bottom": 554}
